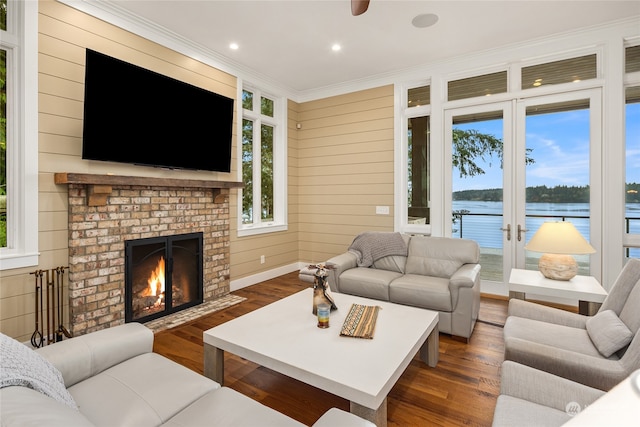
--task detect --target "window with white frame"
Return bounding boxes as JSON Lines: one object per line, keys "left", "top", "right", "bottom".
{"left": 625, "top": 44, "right": 640, "bottom": 259}
{"left": 0, "top": 0, "right": 38, "bottom": 270}
{"left": 398, "top": 83, "right": 431, "bottom": 233}
{"left": 238, "top": 85, "right": 287, "bottom": 236}
{"left": 1, "top": 2, "right": 6, "bottom": 249}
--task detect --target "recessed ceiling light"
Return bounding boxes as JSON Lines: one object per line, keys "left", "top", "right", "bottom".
{"left": 332, "top": 44, "right": 342, "bottom": 52}
{"left": 229, "top": 43, "right": 239, "bottom": 50}
{"left": 412, "top": 13, "right": 439, "bottom": 29}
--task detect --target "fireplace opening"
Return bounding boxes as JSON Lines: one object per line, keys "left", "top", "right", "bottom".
{"left": 125, "top": 232, "right": 203, "bottom": 324}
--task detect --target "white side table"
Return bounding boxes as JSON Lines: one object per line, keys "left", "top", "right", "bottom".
{"left": 508, "top": 268, "right": 608, "bottom": 315}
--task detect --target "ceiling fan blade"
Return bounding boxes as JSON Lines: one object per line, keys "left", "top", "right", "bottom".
{"left": 351, "top": 0, "right": 370, "bottom": 16}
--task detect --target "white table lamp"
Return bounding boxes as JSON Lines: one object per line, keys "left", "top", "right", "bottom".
{"left": 524, "top": 221, "right": 595, "bottom": 281}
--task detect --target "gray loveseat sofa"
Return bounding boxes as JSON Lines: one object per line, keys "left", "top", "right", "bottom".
{"left": 0, "top": 323, "right": 373, "bottom": 427}
{"left": 326, "top": 232, "right": 481, "bottom": 340}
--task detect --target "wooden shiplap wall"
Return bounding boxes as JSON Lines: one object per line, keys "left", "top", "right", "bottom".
{"left": 296, "top": 86, "right": 395, "bottom": 263}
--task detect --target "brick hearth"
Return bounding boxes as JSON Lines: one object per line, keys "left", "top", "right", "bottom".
{"left": 64, "top": 182, "right": 233, "bottom": 337}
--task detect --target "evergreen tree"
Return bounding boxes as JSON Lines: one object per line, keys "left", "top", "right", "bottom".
{"left": 452, "top": 128, "right": 535, "bottom": 178}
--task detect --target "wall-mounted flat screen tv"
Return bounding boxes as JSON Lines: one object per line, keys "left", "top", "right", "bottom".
{"left": 82, "top": 49, "right": 234, "bottom": 172}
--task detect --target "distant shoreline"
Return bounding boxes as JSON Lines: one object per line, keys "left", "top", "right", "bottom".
{"left": 453, "top": 184, "right": 640, "bottom": 204}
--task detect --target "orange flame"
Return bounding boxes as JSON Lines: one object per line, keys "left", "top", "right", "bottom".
{"left": 148, "top": 256, "right": 165, "bottom": 297}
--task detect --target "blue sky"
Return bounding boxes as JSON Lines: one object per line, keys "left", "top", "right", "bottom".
{"left": 453, "top": 104, "right": 640, "bottom": 191}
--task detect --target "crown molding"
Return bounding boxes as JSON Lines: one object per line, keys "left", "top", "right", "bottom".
{"left": 56, "top": 0, "right": 299, "bottom": 100}
{"left": 55, "top": 1, "right": 639, "bottom": 104}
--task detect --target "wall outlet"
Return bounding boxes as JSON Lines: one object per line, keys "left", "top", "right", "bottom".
{"left": 260, "top": 255, "right": 265, "bottom": 264}
{"left": 375, "top": 206, "right": 390, "bottom": 215}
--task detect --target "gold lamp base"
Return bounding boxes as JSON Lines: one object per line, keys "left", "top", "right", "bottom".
{"left": 538, "top": 253, "right": 577, "bottom": 281}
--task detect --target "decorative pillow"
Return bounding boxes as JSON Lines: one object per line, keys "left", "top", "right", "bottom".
{"left": 586, "top": 310, "right": 634, "bottom": 358}
{"left": 0, "top": 333, "right": 78, "bottom": 410}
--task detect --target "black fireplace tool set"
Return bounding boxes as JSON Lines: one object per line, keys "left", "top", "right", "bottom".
{"left": 29, "top": 266, "right": 72, "bottom": 348}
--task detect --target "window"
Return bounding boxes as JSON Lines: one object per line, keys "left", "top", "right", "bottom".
{"left": 1, "top": 1, "right": 8, "bottom": 248}
{"left": 408, "top": 116, "right": 431, "bottom": 225}
{"left": 398, "top": 83, "right": 431, "bottom": 232}
{"left": 408, "top": 85, "right": 430, "bottom": 107}
{"left": 448, "top": 71, "right": 507, "bottom": 101}
{"left": 626, "top": 45, "right": 640, "bottom": 74}
{"left": 238, "top": 85, "right": 287, "bottom": 236}
{"left": 521, "top": 54, "right": 597, "bottom": 90}
{"left": 0, "top": 0, "right": 38, "bottom": 270}
{"left": 625, "top": 45, "right": 640, "bottom": 259}
{"left": 1, "top": 46, "right": 6, "bottom": 247}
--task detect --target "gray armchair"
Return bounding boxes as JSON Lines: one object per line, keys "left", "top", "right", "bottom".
{"left": 503, "top": 258, "right": 640, "bottom": 390}
{"left": 492, "top": 361, "right": 605, "bottom": 427}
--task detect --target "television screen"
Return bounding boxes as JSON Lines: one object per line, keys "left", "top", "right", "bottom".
{"left": 82, "top": 49, "right": 234, "bottom": 172}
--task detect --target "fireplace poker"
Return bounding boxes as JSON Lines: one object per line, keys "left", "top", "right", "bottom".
{"left": 30, "top": 270, "right": 44, "bottom": 348}
{"left": 55, "top": 266, "right": 72, "bottom": 341}
{"left": 46, "top": 269, "right": 54, "bottom": 345}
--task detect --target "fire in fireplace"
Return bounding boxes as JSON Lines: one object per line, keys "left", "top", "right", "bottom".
{"left": 125, "top": 232, "right": 203, "bottom": 323}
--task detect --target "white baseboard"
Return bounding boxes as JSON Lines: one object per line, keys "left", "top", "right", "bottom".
{"left": 230, "top": 262, "right": 309, "bottom": 291}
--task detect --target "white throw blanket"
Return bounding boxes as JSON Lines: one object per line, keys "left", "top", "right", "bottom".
{"left": 348, "top": 231, "right": 408, "bottom": 267}
{"left": 0, "top": 332, "right": 78, "bottom": 410}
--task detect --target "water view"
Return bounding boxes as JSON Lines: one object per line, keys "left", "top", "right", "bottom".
{"left": 452, "top": 200, "right": 640, "bottom": 281}
{"left": 448, "top": 101, "right": 640, "bottom": 282}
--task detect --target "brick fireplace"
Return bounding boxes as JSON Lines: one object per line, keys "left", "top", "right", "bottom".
{"left": 55, "top": 173, "right": 242, "bottom": 337}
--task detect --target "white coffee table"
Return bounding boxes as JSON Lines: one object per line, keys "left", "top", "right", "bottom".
{"left": 203, "top": 288, "right": 439, "bottom": 427}
{"left": 508, "top": 268, "right": 608, "bottom": 315}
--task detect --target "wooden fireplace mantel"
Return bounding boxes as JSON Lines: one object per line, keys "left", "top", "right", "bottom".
{"left": 54, "top": 172, "right": 243, "bottom": 206}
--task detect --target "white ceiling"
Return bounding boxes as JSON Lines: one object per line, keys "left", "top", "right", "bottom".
{"left": 98, "top": 1, "right": 639, "bottom": 95}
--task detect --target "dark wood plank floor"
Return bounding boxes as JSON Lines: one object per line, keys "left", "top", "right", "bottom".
{"left": 153, "top": 272, "right": 508, "bottom": 427}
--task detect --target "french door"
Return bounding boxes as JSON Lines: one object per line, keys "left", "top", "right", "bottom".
{"left": 444, "top": 102, "right": 514, "bottom": 294}
{"left": 444, "top": 89, "right": 601, "bottom": 293}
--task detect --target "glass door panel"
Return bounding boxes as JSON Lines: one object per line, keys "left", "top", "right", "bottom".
{"left": 520, "top": 94, "right": 596, "bottom": 276}
{"left": 445, "top": 90, "right": 600, "bottom": 291}
{"left": 446, "top": 103, "right": 512, "bottom": 287}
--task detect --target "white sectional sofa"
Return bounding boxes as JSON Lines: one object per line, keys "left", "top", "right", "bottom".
{"left": 0, "top": 323, "right": 374, "bottom": 427}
